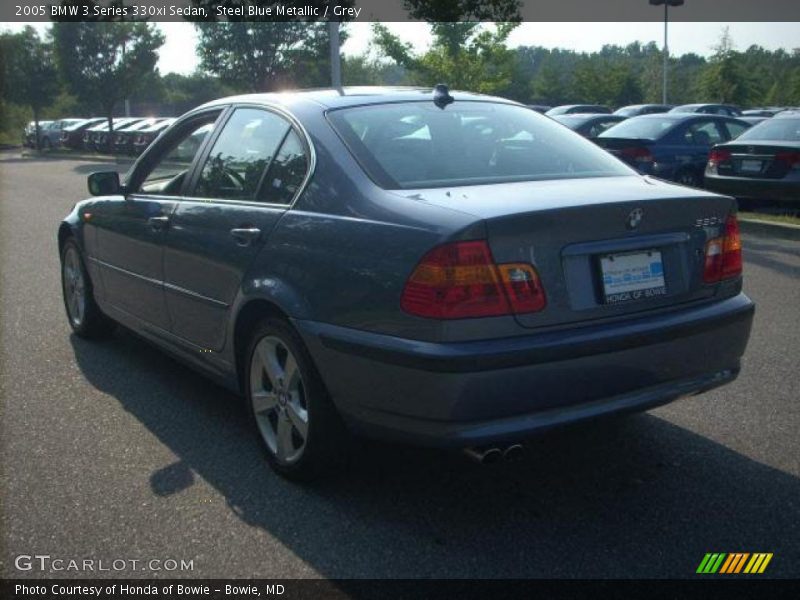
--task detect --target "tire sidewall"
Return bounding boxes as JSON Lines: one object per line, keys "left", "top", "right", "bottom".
{"left": 244, "top": 317, "right": 343, "bottom": 479}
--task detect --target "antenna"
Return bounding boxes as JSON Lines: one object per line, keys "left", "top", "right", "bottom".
{"left": 433, "top": 84, "right": 454, "bottom": 109}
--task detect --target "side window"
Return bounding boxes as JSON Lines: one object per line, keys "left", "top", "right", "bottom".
{"left": 137, "top": 118, "right": 217, "bottom": 195}
{"left": 589, "top": 120, "right": 619, "bottom": 137}
{"left": 258, "top": 130, "right": 309, "bottom": 205}
{"left": 725, "top": 121, "right": 748, "bottom": 140}
{"left": 683, "top": 121, "right": 725, "bottom": 146}
{"left": 194, "top": 108, "right": 290, "bottom": 201}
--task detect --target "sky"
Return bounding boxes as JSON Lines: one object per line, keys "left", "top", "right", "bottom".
{"left": 6, "top": 22, "right": 800, "bottom": 76}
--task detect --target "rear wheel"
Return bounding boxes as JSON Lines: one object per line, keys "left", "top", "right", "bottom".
{"left": 60, "top": 239, "right": 113, "bottom": 338}
{"left": 675, "top": 168, "right": 702, "bottom": 188}
{"left": 245, "top": 317, "right": 349, "bottom": 480}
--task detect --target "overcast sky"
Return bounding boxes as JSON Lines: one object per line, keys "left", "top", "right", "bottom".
{"left": 6, "top": 22, "right": 799, "bottom": 76}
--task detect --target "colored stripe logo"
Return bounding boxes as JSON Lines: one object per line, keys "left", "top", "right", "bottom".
{"left": 697, "top": 553, "right": 773, "bottom": 574}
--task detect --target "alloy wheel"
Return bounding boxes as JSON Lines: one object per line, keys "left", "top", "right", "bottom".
{"left": 249, "top": 336, "right": 309, "bottom": 465}
{"left": 62, "top": 246, "right": 86, "bottom": 327}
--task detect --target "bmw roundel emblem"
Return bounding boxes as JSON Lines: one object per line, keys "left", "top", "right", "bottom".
{"left": 626, "top": 208, "right": 644, "bottom": 230}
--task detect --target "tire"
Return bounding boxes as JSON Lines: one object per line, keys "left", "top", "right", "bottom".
{"left": 60, "top": 238, "right": 114, "bottom": 339}
{"left": 245, "top": 316, "right": 349, "bottom": 481}
{"left": 675, "top": 168, "right": 702, "bottom": 188}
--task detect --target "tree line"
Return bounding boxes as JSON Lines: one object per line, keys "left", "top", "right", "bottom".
{"left": 2, "top": 21, "right": 799, "bottom": 148}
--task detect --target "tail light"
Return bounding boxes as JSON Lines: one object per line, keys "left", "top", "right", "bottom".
{"left": 775, "top": 150, "right": 800, "bottom": 170}
{"left": 400, "top": 240, "right": 547, "bottom": 319}
{"left": 620, "top": 146, "right": 654, "bottom": 164}
{"left": 708, "top": 148, "right": 732, "bottom": 163}
{"left": 703, "top": 214, "right": 743, "bottom": 283}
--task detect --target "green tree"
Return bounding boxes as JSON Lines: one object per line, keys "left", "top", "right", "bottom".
{"left": 373, "top": 22, "right": 519, "bottom": 95}
{"left": 194, "top": 22, "right": 335, "bottom": 92}
{"left": 52, "top": 21, "right": 164, "bottom": 151}
{"left": 404, "top": 0, "right": 521, "bottom": 21}
{"left": 1, "top": 27, "right": 61, "bottom": 150}
{"left": 698, "top": 28, "right": 753, "bottom": 105}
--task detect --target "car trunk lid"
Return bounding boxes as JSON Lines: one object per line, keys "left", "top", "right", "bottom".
{"left": 395, "top": 175, "right": 735, "bottom": 330}
{"left": 712, "top": 141, "right": 800, "bottom": 179}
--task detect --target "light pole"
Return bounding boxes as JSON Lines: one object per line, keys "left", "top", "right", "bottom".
{"left": 649, "top": 0, "right": 684, "bottom": 104}
{"left": 328, "top": 21, "right": 342, "bottom": 90}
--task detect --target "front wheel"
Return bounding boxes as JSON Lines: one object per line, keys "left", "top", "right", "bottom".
{"left": 61, "top": 239, "right": 113, "bottom": 338}
{"left": 245, "top": 317, "right": 349, "bottom": 480}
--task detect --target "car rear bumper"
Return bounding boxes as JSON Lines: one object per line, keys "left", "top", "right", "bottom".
{"left": 294, "top": 293, "right": 754, "bottom": 447}
{"left": 705, "top": 174, "right": 800, "bottom": 203}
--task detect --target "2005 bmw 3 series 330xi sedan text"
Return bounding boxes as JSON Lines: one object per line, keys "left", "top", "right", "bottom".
{"left": 58, "top": 87, "right": 754, "bottom": 480}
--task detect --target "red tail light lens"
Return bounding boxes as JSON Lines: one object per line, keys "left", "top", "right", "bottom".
{"left": 703, "top": 214, "right": 743, "bottom": 283}
{"left": 621, "top": 146, "right": 654, "bottom": 163}
{"left": 708, "top": 148, "right": 731, "bottom": 163}
{"left": 776, "top": 151, "right": 800, "bottom": 169}
{"left": 401, "top": 241, "right": 547, "bottom": 319}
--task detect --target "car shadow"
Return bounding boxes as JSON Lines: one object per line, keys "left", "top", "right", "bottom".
{"left": 742, "top": 236, "right": 800, "bottom": 279}
{"left": 69, "top": 329, "right": 800, "bottom": 578}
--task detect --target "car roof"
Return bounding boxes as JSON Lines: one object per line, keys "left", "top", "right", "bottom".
{"left": 199, "top": 86, "right": 516, "bottom": 111}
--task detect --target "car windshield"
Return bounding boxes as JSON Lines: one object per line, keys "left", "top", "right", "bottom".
{"left": 736, "top": 118, "right": 800, "bottom": 142}
{"left": 328, "top": 102, "right": 632, "bottom": 189}
{"left": 598, "top": 117, "right": 678, "bottom": 140}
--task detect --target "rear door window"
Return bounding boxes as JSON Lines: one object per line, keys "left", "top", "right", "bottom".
{"left": 193, "top": 108, "right": 291, "bottom": 202}
{"left": 683, "top": 120, "right": 725, "bottom": 146}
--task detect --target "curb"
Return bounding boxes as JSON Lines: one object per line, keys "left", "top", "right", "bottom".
{"left": 739, "top": 218, "right": 800, "bottom": 242}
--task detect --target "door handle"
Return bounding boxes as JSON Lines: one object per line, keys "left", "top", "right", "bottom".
{"left": 148, "top": 215, "right": 170, "bottom": 231}
{"left": 230, "top": 227, "right": 261, "bottom": 246}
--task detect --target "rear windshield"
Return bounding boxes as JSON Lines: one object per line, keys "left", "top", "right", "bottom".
{"left": 598, "top": 117, "right": 678, "bottom": 140}
{"left": 736, "top": 118, "right": 800, "bottom": 142}
{"left": 328, "top": 102, "right": 632, "bottom": 189}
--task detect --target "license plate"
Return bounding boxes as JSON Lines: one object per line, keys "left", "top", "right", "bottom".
{"left": 740, "top": 159, "right": 762, "bottom": 173}
{"left": 600, "top": 250, "right": 667, "bottom": 304}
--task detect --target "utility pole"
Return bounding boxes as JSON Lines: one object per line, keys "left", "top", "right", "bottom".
{"left": 649, "top": 0, "right": 685, "bottom": 104}
{"left": 329, "top": 21, "right": 342, "bottom": 90}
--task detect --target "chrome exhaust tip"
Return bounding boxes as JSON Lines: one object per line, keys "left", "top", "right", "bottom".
{"left": 503, "top": 444, "right": 524, "bottom": 461}
{"left": 463, "top": 446, "right": 503, "bottom": 465}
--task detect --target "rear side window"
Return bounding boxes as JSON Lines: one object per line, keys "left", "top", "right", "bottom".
{"left": 258, "top": 130, "right": 309, "bottom": 205}
{"left": 194, "top": 108, "right": 291, "bottom": 201}
{"left": 725, "top": 121, "right": 749, "bottom": 139}
{"left": 328, "top": 102, "right": 632, "bottom": 189}
{"left": 683, "top": 121, "right": 725, "bottom": 146}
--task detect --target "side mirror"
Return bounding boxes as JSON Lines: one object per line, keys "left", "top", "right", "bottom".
{"left": 87, "top": 171, "right": 124, "bottom": 196}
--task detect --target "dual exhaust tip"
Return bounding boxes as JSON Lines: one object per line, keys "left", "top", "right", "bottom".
{"left": 463, "top": 444, "right": 524, "bottom": 465}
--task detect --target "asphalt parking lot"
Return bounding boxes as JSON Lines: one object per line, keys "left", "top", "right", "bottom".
{"left": 1, "top": 151, "right": 798, "bottom": 579}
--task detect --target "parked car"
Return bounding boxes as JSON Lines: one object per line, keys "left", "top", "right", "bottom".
{"left": 546, "top": 104, "right": 612, "bottom": 116}
{"left": 112, "top": 118, "right": 168, "bottom": 155}
{"left": 132, "top": 118, "right": 176, "bottom": 155}
{"left": 60, "top": 118, "right": 106, "bottom": 150}
{"left": 704, "top": 111, "right": 800, "bottom": 205}
{"left": 669, "top": 103, "right": 742, "bottom": 117}
{"left": 552, "top": 113, "right": 627, "bottom": 138}
{"left": 527, "top": 104, "right": 552, "bottom": 114}
{"left": 596, "top": 113, "right": 751, "bottom": 187}
{"left": 742, "top": 108, "right": 783, "bottom": 117}
{"left": 59, "top": 87, "right": 754, "bottom": 479}
{"left": 614, "top": 104, "right": 672, "bottom": 117}
{"left": 84, "top": 118, "right": 142, "bottom": 152}
{"left": 33, "top": 119, "right": 86, "bottom": 150}
{"left": 23, "top": 120, "right": 53, "bottom": 147}
{"left": 739, "top": 116, "right": 770, "bottom": 128}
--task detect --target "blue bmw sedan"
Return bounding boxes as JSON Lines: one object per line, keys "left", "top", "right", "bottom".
{"left": 596, "top": 113, "right": 751, "bottom": 187}
{"left": 59, "top": 87, "right": 754, "bottom": 479}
